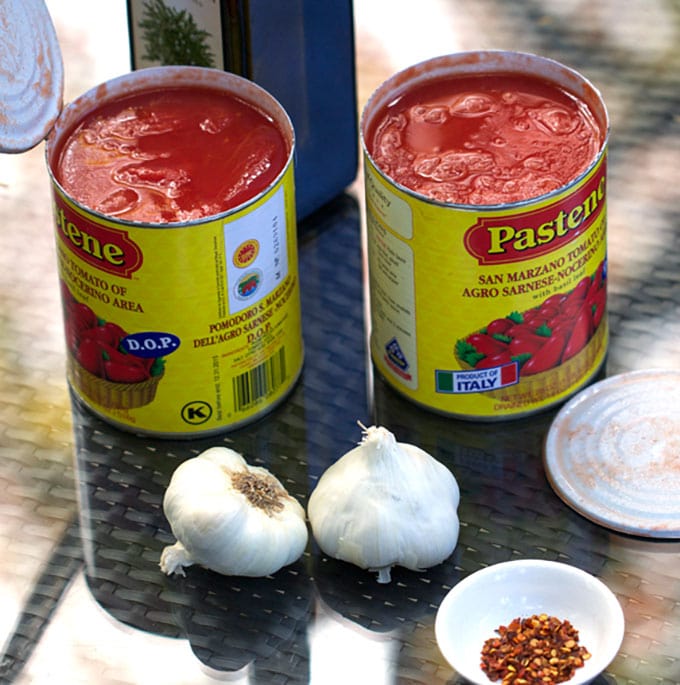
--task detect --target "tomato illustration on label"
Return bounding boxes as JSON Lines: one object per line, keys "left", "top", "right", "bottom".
{"left": 455, "top": 259, "right": 607, "bottom": 383}
{"left": 61, "top": 281, "right": 177, "bottom": 409}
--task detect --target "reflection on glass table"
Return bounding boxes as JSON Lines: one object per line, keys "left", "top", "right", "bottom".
{"left": 3, "top": 190, "right": 679, "bottom": 685}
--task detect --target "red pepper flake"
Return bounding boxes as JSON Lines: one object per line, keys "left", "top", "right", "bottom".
{"left": 480, "top": 613, "right": 591, "bottom": 684}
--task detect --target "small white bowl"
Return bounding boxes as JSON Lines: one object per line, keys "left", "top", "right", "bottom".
{"left": 435, "top": 559, "right": 624, "bottom": 684}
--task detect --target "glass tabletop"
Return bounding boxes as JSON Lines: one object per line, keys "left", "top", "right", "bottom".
{"left": 2, "top": 1, "right": 680, "bottom": 684}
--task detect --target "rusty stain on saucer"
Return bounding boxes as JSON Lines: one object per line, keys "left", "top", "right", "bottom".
{"left": 0, "top": 0, "right": 63, "bottom": 153}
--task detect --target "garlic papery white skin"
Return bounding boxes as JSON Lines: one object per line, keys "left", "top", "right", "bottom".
{"left": 160, "top": 446, "right": 308, "bottom": 577}
{"left": 307, "top": 424, "right": 460, "bottom": 584}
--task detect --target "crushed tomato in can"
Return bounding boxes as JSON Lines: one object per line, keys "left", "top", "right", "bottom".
{"left": 361, "top": 51, "right": 610, "bottom": 420}
{"left": 46, "top": 66, "right": 303, "bottom": 437}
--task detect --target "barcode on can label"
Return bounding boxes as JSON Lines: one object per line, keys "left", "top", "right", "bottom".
{"left": 233, "top": 347, "right": 287, "bottom": 411}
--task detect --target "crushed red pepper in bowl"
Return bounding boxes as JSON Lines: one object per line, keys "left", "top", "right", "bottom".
{"left": 480, "top": 613, "right": 591, "bottom": 684}
{"left": 435, "top": 560, "right": 624, "bottom": 685}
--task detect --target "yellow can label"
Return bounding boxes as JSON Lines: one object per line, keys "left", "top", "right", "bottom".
{"left": 53, "top": 163, "right": 302, "bottom": 435}
{"left": 365, "top": 152, "right": 608, "bottom": 419}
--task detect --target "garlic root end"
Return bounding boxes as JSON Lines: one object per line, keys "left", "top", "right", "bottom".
{"left": 373, "top": 566, "right": 393, "bottom": 584}
{"left": 160, "top": 541, "right": 193, "bottom": 576}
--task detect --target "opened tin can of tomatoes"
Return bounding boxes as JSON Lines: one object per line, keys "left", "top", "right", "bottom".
{"left": 46, "top": 66, "right": 303, "bottom": 437}
{"left": 361, "top": 51, "right": 609, "bottom": 420}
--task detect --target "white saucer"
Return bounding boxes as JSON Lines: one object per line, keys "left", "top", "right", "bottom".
{"left": 544, "top": 369, "right": 680, "bottom": 538}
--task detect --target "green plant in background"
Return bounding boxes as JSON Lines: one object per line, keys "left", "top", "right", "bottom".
{"left": 139, "top": 0, "right": 216, "bottom": 67}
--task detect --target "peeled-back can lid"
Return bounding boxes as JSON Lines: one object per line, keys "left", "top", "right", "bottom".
{"left": 0, "top": 0, "right": 64, "bottom": 153}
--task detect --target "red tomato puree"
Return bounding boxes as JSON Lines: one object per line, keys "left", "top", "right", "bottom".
{"left": 366, "top": 72, "right": 603, "bottom": 205}
{"left": 55, "top": 86, "right": 289, "bottom": 223}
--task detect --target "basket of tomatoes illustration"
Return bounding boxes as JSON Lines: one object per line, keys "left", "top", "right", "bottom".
{"left": 61, "top": 283, "right": 165, "bottom": 410}
{"left": 455, "top": 261, "right": 607, "bottom": 401}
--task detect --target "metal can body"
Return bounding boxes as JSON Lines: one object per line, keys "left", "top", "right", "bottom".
{"left": 361, "top": 52, "right": 609, "bottom": 420}
{"left": 47, "top": 67, "right": 303, "bottom": 437}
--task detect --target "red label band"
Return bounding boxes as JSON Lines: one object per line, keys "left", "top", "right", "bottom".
{"left": 54, "top": 195, "right": 143, "bottom": 277}
{"left": 464, "top": 158, "right": 606, "bottom": 266}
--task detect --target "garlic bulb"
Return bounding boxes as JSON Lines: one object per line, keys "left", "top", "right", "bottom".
{"left": 160, "top": 446, "right": 308, "bottom": 577}
{"left": 307, "top": 424, "right": 460, "bottom": 583}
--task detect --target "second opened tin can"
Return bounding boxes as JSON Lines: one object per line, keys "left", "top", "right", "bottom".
{"left": 361, "top": 51, "right": 610, "bottom": 420}
{"left": 46, "top": 66, "right": 303, "bottom": 437}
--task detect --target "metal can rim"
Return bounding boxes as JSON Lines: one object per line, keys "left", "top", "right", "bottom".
{"left": 360, "top": 50, "right": 610, "bottom": 210}
{"left": 45, "top": 65, "right": 297, "bottom": 228}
